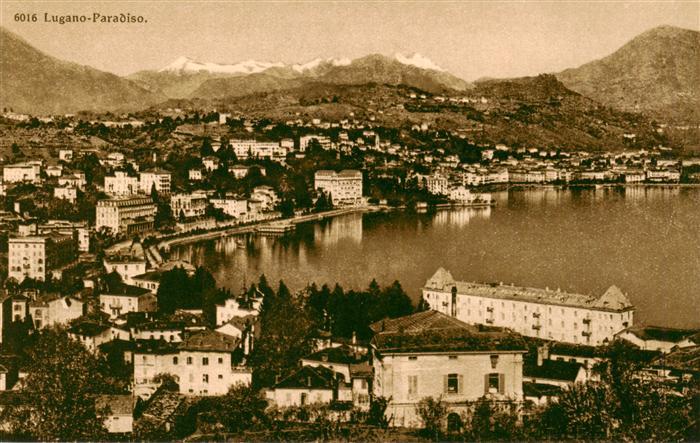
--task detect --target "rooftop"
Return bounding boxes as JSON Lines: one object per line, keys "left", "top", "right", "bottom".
{"left": 424, "top": 268, "right": 633, "bottom": 312}
{"left": 370, "top": 310, "right": 527, "bottom": 354}
{"left": 652, "top": 345, "right": 700, "bottom": 373}
{"left": 179, "top": 329, "right": 239, "bottom": 353}
{"left": 69, "top": 322, "right": 110, "bottom": 337}
{"left": 95, "top": 394, "right": 134, "bottom": 416}
{"left": 523, "top": 355, "right": 583, "bottom": 382}
{"left": 273, "top": 365, "right": 339, "bottom": 390}
{"left": 302, "top": 344, "right": 366, "bottom": 365}
{"left": 619, "top": 325, "right": 700, "bottom": 344}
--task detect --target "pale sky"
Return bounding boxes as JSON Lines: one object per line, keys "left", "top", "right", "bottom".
{"left": 1, "top": 1, "right": 698, "bottom": 80}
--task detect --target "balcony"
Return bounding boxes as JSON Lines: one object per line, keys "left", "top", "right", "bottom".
{"left": 532, "top": 312, "right": 541, "bottom": 318}
{"left": 486, "top": 307, "right": 494, "bottom": 313}
{"left": 532, "top": 324, "right": 541, "bottom": 330}
{"left": 583, "top": 318, "right": 591, "bottom": 324}
{"left": 485, "top": 318, "right": 495, "bottom": 324}
{"left": 582, "top": 331, "right": 592, "bottom": 337}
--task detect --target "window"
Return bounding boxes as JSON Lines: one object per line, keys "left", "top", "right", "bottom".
{"left": 446, "top": 373, "right": 459, "bottom": 394}
{"left": 408, "top": 356, "right": 417, "bottom": 361}
{"left": 218, "top": 374, "right": 223, "bottom": 379}
{"left": 408, "top": 375, "right": 418, "bottom": 397}
{"left": 487, "top": 373, "right": 501, "bottom": 394}
{"left": 218, "top": 357, "right": 223, "bottom": 364}
{"left": 203, "top": 374, "right": 209, "bottom": 383}
{"left": 202, "top": 357, "right": 209, "bottom": 366}
{"left": 173, "top": 357, "right": 178, "bottom": 365}
{"left": 449, "top": 355, "right": 458, "bottom": 360}
{"left": 187, "top": 357, "right": 192, "bottom": 365}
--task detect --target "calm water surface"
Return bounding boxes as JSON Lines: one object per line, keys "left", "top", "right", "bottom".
{"left": 172, "top": 187, "right": 700, "bottom": 328}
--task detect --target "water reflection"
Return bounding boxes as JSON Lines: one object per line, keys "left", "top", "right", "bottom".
{"left": 172, "top": 187, "right": 700, "bottom": 328}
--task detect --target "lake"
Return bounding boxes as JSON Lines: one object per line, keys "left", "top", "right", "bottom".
{"left": 171, "top": 186, "right": 700, "bottom": 328}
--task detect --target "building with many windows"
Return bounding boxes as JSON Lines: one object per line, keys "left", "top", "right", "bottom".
{"left": 314, "top": 170, "right": 363, "bottom": 206}
{"left": 370, "top": 310, "right": 527, "bottom": 428}
{"left": 96, "top": 196, "right": 157, "bottom": 235}
{"left": 8, "top": 234, "right": 77, "bottom": 282}
{"left": 104, "top": 171, "right": 139, "bottom": 196}
{"left": 170, "top": 192, "right": 208, "bottom": 219}
{"left": 139, "top": 168, "right": 171, "bottom": 194}
{"left": 422, "top": 268, "right": 634, "bottom": 346}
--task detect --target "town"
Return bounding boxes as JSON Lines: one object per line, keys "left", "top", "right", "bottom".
{"left": 0, "top": 105, "right": 696, "bottom": 441}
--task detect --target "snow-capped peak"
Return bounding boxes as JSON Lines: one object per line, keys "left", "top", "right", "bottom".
{"left": 291, "top": 57, "right": 352, "bottom": 73}
{"left": 394, "top": 53, "right": 444, "bottom": 72}
{"left": 159, "top": 56, "right": 285, "bottom": 75}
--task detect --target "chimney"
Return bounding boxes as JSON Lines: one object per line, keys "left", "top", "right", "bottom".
{"left": 352, "top": 331, "right": 357, "bottom": 345}
{"left": 536, "top": 345, "right": 549, "bottom": 367}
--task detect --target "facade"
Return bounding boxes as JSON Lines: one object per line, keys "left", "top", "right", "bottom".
{"left": 104, "top": 171, "right": 139, "bottom": 196}
{"left": 8, "top": 234, "right": 77, "bottom": 282}
{"left": 96, "top": 196, "right": 157, "bottom": 235}
{"left": 139, "top": 168, "right": 171, "bottom": 194}
{"left": 299, "top": 135, "right": 332, "bottom": 152}
{"left": 53, "top": 186, "right": 77, "bottom": 203}
{"left": 423, "top": 268, "right": 634, "bottom": 346}
{"left": 210, "top": 196, "right": 248, "bottom": 218}
{"left": 215, "top": 295, "right": 261, "bottom": 326}
{"left": 103, "top": 256, "right": 148, "bottom": 285}
{"left": 170, "top": 192, "right": 208, "bottom": 219}
{"left": 230, "top": 139, "right": 287, "bottom": 160}
{"left": 29, "top": 295, "right": 84, "bottom": 329}
{"left": 99, "top": 285, "right": 157, "bottom": 319}
{"left": 370, "top": 310, "right": 527, "bottom": 428}
{"left": 265, "top": 365, "right": 350, "bottom": 407}
{"left": 2, "top": 162, "right": 41, "bottom": 183}
{"left": 96, "top": 395, "right": 134, "bottom": 434}
{"left": 314, "top": 170, "right": 363, "bottom": 206}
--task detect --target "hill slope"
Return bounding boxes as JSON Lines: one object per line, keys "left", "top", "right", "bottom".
{"left": 0, "top": 28, "right": 163, "bottom": 115}
{"left": 556, "top": 25, "right": 700, "bottom": 122}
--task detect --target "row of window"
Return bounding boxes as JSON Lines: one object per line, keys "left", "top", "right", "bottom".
{"left": 171, "top": 356, "right": 225, "bottom": 365}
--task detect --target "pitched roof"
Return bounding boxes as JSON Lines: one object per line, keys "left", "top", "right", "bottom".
{"left": 96, "top": 394, "right": 134, "bottom": 416}
{"left": 179, "top": 329, "right": 239, "bottom": 353}
{"left": 102, "top": 283, "right": 151, "bottom": 297}
{"left": 523, "top": 382, "right": 563, "bottom": 398}
{"left": 652, "top": 345, "right": 700, "bottom": 373}
{"left": 424, "top": 268, "right": 634, "bottom": 312}
{"left": 272, "top": 365, "right": 338, "bottom": 390}
{"left": 68, "top": 322, "right": 110, "bottom": 337}
{"left": 620, "top": 325, "right": 700, "bottom": 344}
{"left": 302, "top": 344, "right": 366, "bottom": 365}
{"left": 549, "top": 342, "right": 598, "bottom": 359}
{"left": 523, "top": 357, "right": 583, "bottom": 382}
{"left": 370, "top": 310, "right": 527, "bottom": 354}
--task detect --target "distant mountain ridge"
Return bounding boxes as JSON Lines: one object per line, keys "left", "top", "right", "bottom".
{"left": 0, "top": 27, "right": 163, "bottom": 115}
{"left": 130, "top": 52, "right": 470, "bottom": 100}
{"left": 556, "top": 25, "right": 700, "bottom": 121}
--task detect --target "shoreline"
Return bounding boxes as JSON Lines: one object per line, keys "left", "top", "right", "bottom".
{"left": 158, "top": 183, "right": 698, "bottom": 251}
{"left": 159, "top": 206, "right": 381, "bottom": 250}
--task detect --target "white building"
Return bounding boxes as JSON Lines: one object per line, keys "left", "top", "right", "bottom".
{"left": 103, "top": 255, "right": 148, "bottom": 285}
{"left": 96, "top": 196, "right": 156, "bottom": 235}
{"left": 370, "top": 310, "right": 526, "bottom": 428}
{"left": 139, "top": 168, "right": 171, "bottom": 195}
{"left": 210, "top": 195, "right": 248, "bottom": 218}
{"left": 53, "top": 186, "right": 77, "bottom": 203}
{"left": 100, "top": 285, "right": 157, "bottom": 319}
{"left": 3, "top": 162, "right": 41, "bottom": 183}
{"left": 423, "top": 268, "right": 635, "bottom": 346}
{"left": 8, "top": 234, "right": 76, "bottom": 282}
{"left": 615, "top": 326, "right": 700, "bottom": 353}
{"left": 104, "top": 171, "right": 139, "bottom": 196}
{"left": 314, "top": 170, "right": 363, "bottom": 206}
{"left": 299, "top": 135, "right": 332, "bottom": 152}
{"left": 230, "top": 139, "right": 288, "bottom": 160}
{"left": 170, "top": 192, "right": 208, "bottom": 219}
{"left": 215, "top": 295, "right": 262, "bottom": 326}
{"left": 29, "top": 295, "right": 84, "bottom": 329}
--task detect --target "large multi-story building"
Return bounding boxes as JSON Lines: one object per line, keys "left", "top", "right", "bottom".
{"left": 314, "top": 170, "right": 363, "bottom": 206}
{"left": 104, "top": 171, "right": 139, "bottom": 196}
{"left": 8, "top": 234, "right": 77, "bottom": 282}
{"left": 299, "top": 135, "right": 332, "bottom": 152}
{"left": 230, "top": 139, "right": 288, "bottom": 160}
{"left": 370, "top": 310, "right": 527, "bottom": 428}
{"left": 139, "top": 168, "right": 171, "bottom": 195}
{"left": 170, "top": 191, "right": 208, "bottom": 219}
{"left": 422, "top": 268, "right": 634, "bottom": 346}
{"left": 96, "top": 196, "right": 157, "bottom": 235}
{"left": 133, "top": 330, "right": 252, "bottom": 399}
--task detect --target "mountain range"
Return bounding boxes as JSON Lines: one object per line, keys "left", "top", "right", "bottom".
{"left": 0, "top": 25, "right": 697, "bottom": 122}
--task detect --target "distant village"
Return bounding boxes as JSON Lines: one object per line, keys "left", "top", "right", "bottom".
{"left": 0, "top": 108, "right": 697, "bottom": 440}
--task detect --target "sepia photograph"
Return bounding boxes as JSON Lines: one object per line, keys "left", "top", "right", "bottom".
{"left": 0, "top": 0, "right": 698, "bottom": 440}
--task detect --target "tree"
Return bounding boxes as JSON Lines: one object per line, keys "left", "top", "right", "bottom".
{"left": 0, "top": 329, "right": 118, "bottom": 441}
{"left": 195, "top": 384, "right": 269, "bottom": 433}
{"left": 416, "top": 396, "right": 448, "bottom": 441}
{"left": 249, "top": 278, "right": 313, "bottom": 387}
{"left": 156, "top": 267, "right": 191, "bottom": 314}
